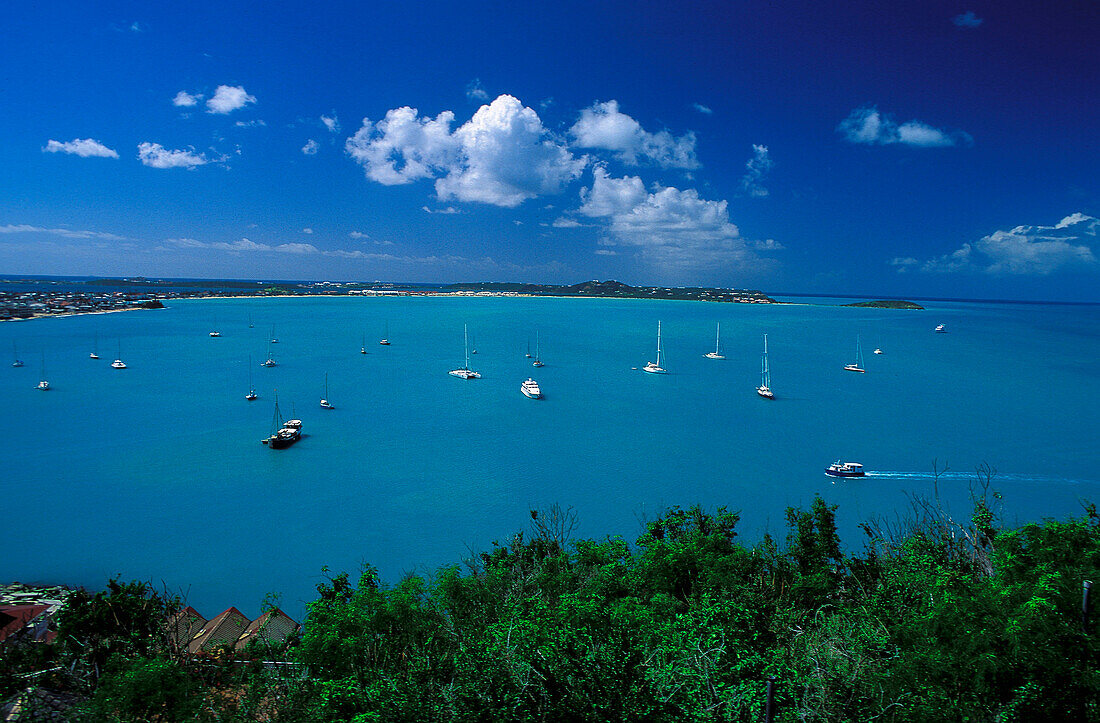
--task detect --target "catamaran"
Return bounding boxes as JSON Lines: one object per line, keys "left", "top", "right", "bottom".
{"left": 111, "top": 340, "right": 127, "bottom": 369}
{"left": 704, "top": 321, "right": 725, "bottom": 359}
{"left": 320, "top": 373, "right": 335, "bottom": 409}
{"left": 12, "top": 341, "right": 24, "bottom": 367}
{"left": 449, "top": 325, "right": 481, "bottom": 379}
{"left": 521, "top": 378, "right": 542, "bottom": 399}
{"left": 642, "top": 321, "right": 667, "bottom": 374}
{"left": 844, "top": 334, "right": 866, "bottom": 373}
{"left": 246, "top": 355, "right": 258, "bottom": 400}
{"left": 757, "top": 334, "right": 774, "bottom": 399}
{"left": 532, "top": 330, "right": 544, "bottom": 367}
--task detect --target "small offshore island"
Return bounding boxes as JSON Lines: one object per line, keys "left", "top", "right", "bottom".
{"left": 842, "top": 299, "right": 925, "bottom": 310}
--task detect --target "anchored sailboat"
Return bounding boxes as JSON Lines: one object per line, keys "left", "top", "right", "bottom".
{"left": 320, "top": 373, "right": 335, "bottom": 409}
{"left": 89, "top": 333, "right": 99, "bottom": 360}
{"left": 532, "top": 330, "right": 544, "bottom": 367}
{"left": 844, "top": 334, "right": 866, "bottom": 373}
{"left": 261, "top": 342, "right": 277, "bottom": 367}
{"left": 757, "top": 334, "right": 774, "bottom": 399}
{"left": 36, "top": 354, "right": 48, "bottom": 390}
{"left": 262, "top": 392, "right": 301, "bottom": 448}
{"left": 642, "top": 321, "right": 667, "bottom": 374}
{"left": 12, "top": 341, "right": 24, "bottom": 367}
{"left": 704, "top": 322, "right": 725, "bottom": 359}
{"left": 449, "top": 325, "right": 481, "bottom": 379}
{"left": 379, "top": 322, "right": 390, "bottom": 345}
{"left": 110, "top": 340, "right": 127, "bottom": 369}
{"left": 246, "top": 355, "right": 258, "bottom": 400}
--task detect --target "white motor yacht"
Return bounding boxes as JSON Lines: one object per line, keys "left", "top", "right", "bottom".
{"left": 521, "top": 378, "right": 542, "bottom": 399}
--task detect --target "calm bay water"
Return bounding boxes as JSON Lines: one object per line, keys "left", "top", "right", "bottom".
{"left": 3, "top": 295, "right": 1099, "bottom": 619}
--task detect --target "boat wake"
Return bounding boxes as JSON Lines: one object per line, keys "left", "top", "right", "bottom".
{"left": 864, "top": 471, "right": 1092, "bottom": 485}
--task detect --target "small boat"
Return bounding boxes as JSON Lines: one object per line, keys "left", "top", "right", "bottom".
{"left": 844, "top": 334, "right": 866, "bottom": 373}
{"left": 270, "top": 325, "right": 279, "bottom": 343}
{"left": 704, "top": 321, "right": 725, "bottom": 359}
{"left": 262, "top": 393, "right": 301, "bottom": 449}
{"left": 525, "top": 339, "right": 533, "bottom": 359}
{"left": 209, "top": 331, "right": 221, "bottom": 337}
{"left": 873, "top": 348, "right": 883, "bottom": 355}
{"left": 12, "top": 342, "right": 24, "bottom": 367}
{"left": 642, "top": 321, "right": 667, "bottom": 374}
{"left": 449, "top": 324, "right": 481, "bottom": 379}
{"left": 246, "top": 355, "right": 258, "bottom": 400}
{"left": 825, "top": 460, "right": 865, "bottom": 478}
{"left": 379, "top": 322, "right": 390, "bottom": 346}
{"left": 261, "top": 343, "right": 277, "bottom": 367}
{"left": 470, "top": 333, "right": 478, "bottom": 355}
{"left": 89, "top": 333, "right": 99, "bottom": 360}
{"left": 111, "top": 340, "right": 127, "bottom": 369}
{"left": 521, "top": 378, "right": 542, "bottom": 399}
{"left": 757, "top": 334, "right": 774, "bottom": 399}
{"left": 532, "top": 330, "right": 544, "bottom": 367}
{"left": 248, "top": 313, "right": 254, "bottom": 329}
{"left": 36, "top": 354, "right": 48, "bottom": 390}
{"left": 935, "top": 324, "right": 947, "bottom": 333}
{"left": 320, "top": 373, "right": 335, "bottom": 409}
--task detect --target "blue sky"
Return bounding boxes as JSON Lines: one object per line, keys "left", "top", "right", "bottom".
{"left": 2, "top": 1, "right": 1098, "bottom": 301}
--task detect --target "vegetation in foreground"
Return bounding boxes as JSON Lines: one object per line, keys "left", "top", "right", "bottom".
{"left": 3, "top": 472, "right": 1098, "bottom": 721}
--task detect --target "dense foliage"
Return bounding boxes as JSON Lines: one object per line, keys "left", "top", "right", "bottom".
{"left": 3, "top": 487, "right": 1099, "bottom": 721}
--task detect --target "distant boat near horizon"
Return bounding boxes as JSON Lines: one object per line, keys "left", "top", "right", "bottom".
{"left": 449, "top": 324, "right": 481, "bottom": 379}
{"left": 642, "top": 320, "right": 667, "bottom": 374}
{"left": 757, "top": 334, "right": 774, "bottom": 399}
{"left": 844, "top": 334, "right": 866, "bottom": 373}
{"left": 704, "top": 321, "right": 725, "bottom": 359}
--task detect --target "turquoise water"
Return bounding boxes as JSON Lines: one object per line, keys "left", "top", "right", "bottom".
{"left": 3, "top": 296, "right": 1099, "bottom": 619}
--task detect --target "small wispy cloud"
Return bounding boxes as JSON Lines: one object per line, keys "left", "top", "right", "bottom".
{"left": 421, "top": 205, "right": 461, "bottom": 214}
{"left": 692, "top": 103, "right": 713, "bottom": 115}
{"left": 349, "top": 231, "right": 369, "bottom": 239}
{"left": 740, "top": 144, "right": 773, "bottom": 198}
{"left": 301, "top": 139, "right": 319, "bottom": 155}
{"left": 206, "top": 85, "right": 256, "bottom": 114}
{"left": 466, "top": 78, "right": 490, "bottom": 102}
{"left": 838, "top": 106, "right": 971, "bottom": 147}
{"left": 302, "top": 228, "right": 313, "bottom": 234}
{"left": 137, "top": 142, "right": 209, "bottom": 169}
{"left": 235, "top": 119, "right": 266, "bottom": 128}
{"left": 43, "top": 138, "right": 118, "bottom": 159}
{"left": 129, "top": 21, "right": 144, "bottom": 32}
{"left": 952, "top": 11, "right": 983, "bottom": 28}
{"left": 321, "top": 114, "right": 340, "bottom": 133}
{"left": 0, "top": 224, "right": 127, "bottom": 240}
{"left": 552, "top": 217, "right": 583, "bottom": 228}
{"left": 172, "top": 91, "right": 202, "bottom": 108}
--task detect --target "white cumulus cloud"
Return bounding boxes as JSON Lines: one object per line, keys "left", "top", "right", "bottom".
{"left": 302, "top": 139, "right": 319, "bottom": 155}
{"left": 921, "top": 213, "right": 1099, "bottom": 275}
{"left": 43, "top": 138, "right": 118, "bottom": 158}
{"left": 838, "top": 106, "right": 971, "bottom": 147}
{"left": 173, "top": 91, "right": 202, "bottom": 107}
{"left": 569, "top": 100, "right": 699, "bottom": 169}
{"left": 206, "top": 85, "right": 256, "bottom": 114}
{"left": 692, "top": 103, "right": 713, "bottom": 115}
{"left": 741, "top": 144, "right": 772, "bottom": 198}
{"left": 346, "top": 94, "right": 584, "bottom": 207}
{"left": 136, "top": 142, "right": 209, "bottom": 169}
{"left": 577, "top": 166, "right": 775, "bottom": 269}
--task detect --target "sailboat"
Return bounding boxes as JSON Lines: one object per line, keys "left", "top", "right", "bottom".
{"left": 532, "top": 330, "right": 544, "bottom": 367}
{"left": 935, "top": 324, "right": 947, "bottom": 333}
{"left": 525, "top": 339, "right": 533, "bottom": 359}
{"left": 36, "top": 354, "right": 48, "bottom": 390}
{"left": 642, "top": 321, "right": 667, "bottom": 373}
{"left": 844, "top": 334, "right": 866, "bottom": 373}
{"left": 270, "top": 325, "right": 279, "bottom": 343}
{"left": 448, "top": 325, "right": 481, "bottom": 379}
{"left": 12, "top": 341, "right": 24, "bottom": 367}
{"left": 320, "top": 373, "right": 335, "bottom": 409}
{"left": 469, "top": 332, "right": 478, "bottom": 354}
{"left": 209, "top": 318, "right": 221, "bottom": 337}
{"left": 262, "top": 391, "right": 302, "bottom": 448}
{"left": 261, "top": 342, "right": 277, "bottom": 367}
{"left": 89, "top": 333, "right": 99, "bottom": 360}
{"left": 704, "top": 322, "right": 725, "bottom": 359}
{"left": 111, "top": 340, "right": 127, "bottom": 369}
{"left": 757, "top": 334, "right": 774, "bottom": 399}
{"left": 379, "top": 322, "right": 390, "bottom": 345}
{"left": 360, "top": 334, "right": 367, "bottom": 355}
{"left": 246, "top": 356, "right": 258, "bottom": 400}
{"left": 248, "top": 312, "right": 254, "bottom": 329}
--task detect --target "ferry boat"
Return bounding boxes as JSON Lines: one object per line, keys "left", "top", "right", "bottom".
{"left": 521, "top": 378, "right": 542, "bottom": 399}
{"left": 449, "top": 324, "right": 481, "bottom": 379}
{"left": 642, "top": 321, "right": 667, "bottom": 374}
{"left": 935, "top": 324, "right": 947, "bottom": 333}
{"left": 825, "top": 461, "right": 865, "bottom": 478}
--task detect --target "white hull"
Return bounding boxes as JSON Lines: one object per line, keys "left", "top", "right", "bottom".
{"left": 757, "top": 386, "right": 774, "bottom": 399}
{"left": 111, "top": 360, "right": 127, "bottom": 369}
{"left": 843, "top": 364, "right": 865, "bottom": 373}
{"left": 521, "top": 379, "right": 542, "bottom": 398}
{"left": 89, "top": 353, "right": 99, "bottom": 359}
{"left": 642, "top": 362, "right": 666, "bottom": 374}
{"left": 36, "top": 381, "right": 49, "bottom": 391}
{"left": 449, "top": 369, "right": 481, "bottom": 379}
{"left": 704, "top": 352, "right": 724, "bottom": 359}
